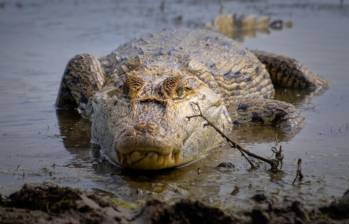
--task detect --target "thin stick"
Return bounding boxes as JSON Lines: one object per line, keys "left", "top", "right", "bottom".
{"left": 271, "top": 145, "right": 284, "bottom": 169}
{"left": 292, "top": 158, "right": 304, "bottom": 185}
{"left": 187, "top": 102, "right": 280, "bottom": 171}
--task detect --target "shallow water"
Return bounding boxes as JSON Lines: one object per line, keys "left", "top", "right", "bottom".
{"left": 0, "top": 0, "right": 349, "bottom": 211}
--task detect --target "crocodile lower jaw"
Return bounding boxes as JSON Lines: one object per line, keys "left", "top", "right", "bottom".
{"left": 117, "top": 150, "right": 181, "bottom": 170}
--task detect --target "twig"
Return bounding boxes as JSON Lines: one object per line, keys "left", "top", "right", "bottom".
{"left": 292, "top": 158, "right": 304, "bottom": 185}
{"left": 187, "top": 102, "right": 280, "bottom": 172}
{"left": 271, "top": 145, "right": 284, "bottom": 169}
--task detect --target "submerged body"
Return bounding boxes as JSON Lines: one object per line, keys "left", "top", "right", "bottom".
{"left": 57, "top": 29, "right": 327, "bottom": 170}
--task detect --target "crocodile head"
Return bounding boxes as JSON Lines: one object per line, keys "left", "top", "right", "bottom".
{"left": 90, "top": 67, "right": 231, "bottom": 170}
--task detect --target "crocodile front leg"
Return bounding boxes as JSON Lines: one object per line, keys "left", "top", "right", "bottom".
{"left": 56, "top": 54, "right": 106, "bottom": 116}
{"left": 233, "top": 98, "right": 304, "bottom": 134}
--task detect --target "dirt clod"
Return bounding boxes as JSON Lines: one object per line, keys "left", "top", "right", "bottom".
{"left": 8, "top": 183, "right": 81, "bottom": 212}
{"left": 217, "top": 162, "right": 235, "bottom": 169}
{"left": 252, "top": 193, "right": 267, "bottom": 203}
{"left": 290, "top": 201, "right": 308, "bottom": 221}
{"left": 145, "top": 199, "right": 234, "bottom": 224}
{"left": 0, "top": 183, "right": 129, "bottom": 224}
{"left": 320, "top": 189, "right": 349, "bottom": 219}
{"left": 249, "top": 209, "right": 269, "bottom": 224}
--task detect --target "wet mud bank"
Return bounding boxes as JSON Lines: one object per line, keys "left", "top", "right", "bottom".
{"left": 0, "top": 183, "right": 348, "bottom": 224}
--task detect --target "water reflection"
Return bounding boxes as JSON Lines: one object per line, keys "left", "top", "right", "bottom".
{"left": 56, "top": 110, "right": 91, "bottom": 151}
{"left": 211, "top": 14, "right": 293, "bottom": 41}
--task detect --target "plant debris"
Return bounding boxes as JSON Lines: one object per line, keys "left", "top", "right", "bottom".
{"left": 271, "top": 145, "right": 284, "bottom": 169}
{"left": 187, "top": 102, "right": 281, "bottom": 172}
{"left": 292, "top": 158, "right": 304, "bottom": 185}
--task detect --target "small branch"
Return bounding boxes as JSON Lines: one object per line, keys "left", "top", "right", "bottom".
{"left": 271, "top": 145, "right": 284, "bottom": 169}
{"left": 239, "top": 149, "right": 257, "bottom": 170}
{"left": 187, "top": 102, "right": 280, "bottom": 172}
{"left": 292, "top": 158, "right": 304, "bottom": 185}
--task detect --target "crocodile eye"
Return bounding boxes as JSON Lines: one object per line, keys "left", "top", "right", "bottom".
{"left": 161, "top": 76, "right": 200, "bottom": 99}
{"left": 175, "top": 79, "right": 198, "bottom": 99}
{"left": 176, "top": 86, "right": 185, "bottom": 98}
{"left": 125, "top": 73, "right": 145, "bottom": 99}
{"left": 162, "top": 75, "right": 182, "bottom": 98}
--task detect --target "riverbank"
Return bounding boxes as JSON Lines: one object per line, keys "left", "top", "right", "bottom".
{"left": 1, "top": 183, "right": 348, "bottom": 224}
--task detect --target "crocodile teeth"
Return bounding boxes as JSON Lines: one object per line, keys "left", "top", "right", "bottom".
{"left": 118, "top": 150, "right": 181, "bottom": 169}
{"left": 149, "top": 152, "right": 158, "bottom": 161}
{"left": 158, "top": 155, "right": 164, "bottom": 165}
{"left": 130, "top": 151, "right": 142, "bottom": 161}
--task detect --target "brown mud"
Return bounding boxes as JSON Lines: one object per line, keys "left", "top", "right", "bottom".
{"left": 0, "top": 183, "right": 348, "bottom": 224}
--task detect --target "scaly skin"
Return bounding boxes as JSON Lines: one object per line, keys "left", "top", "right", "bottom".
{"left": 251, "top": 50, "right": 328, "bottom": 92}
{"left": 57, "top": 29, "right": 328, "bottom": 170}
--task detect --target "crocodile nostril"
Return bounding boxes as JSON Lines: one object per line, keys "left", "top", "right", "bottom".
{"left": 147, "top": 122, "right": 157, "bottom": 130}
{"left": 134, "top": 122, "right": 147, "bottom": 131}
{"left": 134, "top": 122, "right": 159, "bottom": 135}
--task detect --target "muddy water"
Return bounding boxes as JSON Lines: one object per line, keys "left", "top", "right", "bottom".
{"left": 0, "top": 0, "right": 349, "bottom": 211}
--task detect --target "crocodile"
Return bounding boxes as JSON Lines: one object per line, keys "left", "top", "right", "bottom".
{"left": 56, "top": 29, "right": 328, "bottom": 170}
